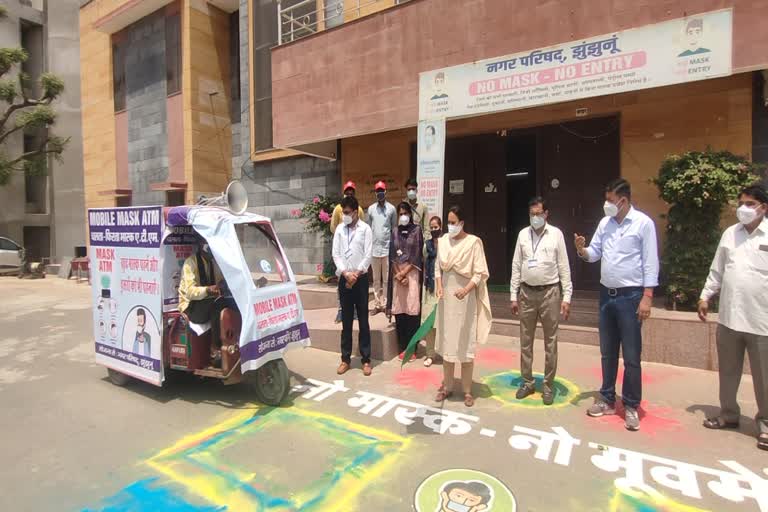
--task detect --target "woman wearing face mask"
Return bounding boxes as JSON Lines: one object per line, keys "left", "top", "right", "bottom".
{"left": 422, "top": 216, "right": 443, "bottom": 367}
{"left": 387, "top": 202, "right": 424, "bottom": 361}
{"left": 434, "top": 206, "right": 492, "bottom": 407}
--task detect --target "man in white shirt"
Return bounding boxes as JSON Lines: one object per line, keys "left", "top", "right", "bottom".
{"left": 367, "top": 180, "right": 396, "bottom": 315}
{"left": 575, "top": 178, "right": 659, "bottom": 432}
{"left": 698, "top": 184, "right": 768, "bottom": 450}
{"left": 510, "top": 197, "right": 573, "bottom": 405}
{"left": 332, "top": 195, "right": 374, "bottom": 376}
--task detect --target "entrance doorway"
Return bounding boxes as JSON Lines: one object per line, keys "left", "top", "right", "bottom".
{"left": 419, "top": 115, "right": 620, "bottom": 290}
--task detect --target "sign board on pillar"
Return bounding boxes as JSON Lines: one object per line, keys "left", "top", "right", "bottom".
{"left": 418, "top": 9, "right": 732, "bottom": 120}
{"left": 416, "top": 119, "right": 446, "bottom": 221}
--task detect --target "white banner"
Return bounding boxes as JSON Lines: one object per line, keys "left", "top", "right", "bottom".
{"left": 419, "top": 9, "right": 732, "bottom": 120}
{"left": 416, "top": 118, "right": 446, "bottom": 222}
{"left": 186, "top": 208, "right": 311, "bottom": 372}
{"left": 88, "top": 206, "right": 164, "bottom": 385}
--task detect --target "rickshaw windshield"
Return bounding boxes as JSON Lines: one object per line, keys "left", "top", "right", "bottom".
{"left": 235, "top": 223, "right": 290, "bottom": 288}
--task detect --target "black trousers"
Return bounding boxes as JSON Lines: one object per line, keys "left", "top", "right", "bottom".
{"left": 185, "top": 296, "right": 237, "bottom": 347}
{"left": 339, "top": 274, "right": 371, "bottom": 364}
{"left": 395, "top": 314, "right": 420, "bottom": 353}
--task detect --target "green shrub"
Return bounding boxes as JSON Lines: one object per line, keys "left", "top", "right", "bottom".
{"left": 653, "top": 150, "right": 761, "bottom": 310}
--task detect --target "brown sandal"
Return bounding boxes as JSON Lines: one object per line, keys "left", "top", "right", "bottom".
{"left": 464, "top": 393, "right": 475, "bottom": 407}
{"left": 435, "top": 386, "right": 453, "bottom": 402}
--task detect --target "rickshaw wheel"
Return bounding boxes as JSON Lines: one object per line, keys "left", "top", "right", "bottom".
{"left": 249, "top": 359, "right": 289, "bottom": 406}
{"left": 107, "top": 368, "right": 132, "bottom": 387}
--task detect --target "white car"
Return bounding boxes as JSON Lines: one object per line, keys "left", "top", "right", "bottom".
{"left": 0, "top": 237, "right": 24, "bottom": 275}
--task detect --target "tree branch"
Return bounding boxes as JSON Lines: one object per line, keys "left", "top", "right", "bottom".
{"left": 0, "top": 97, "right": 38, "bottom": 134}
{"left": 7, "top": 144, "right": 65, "bottom": 167}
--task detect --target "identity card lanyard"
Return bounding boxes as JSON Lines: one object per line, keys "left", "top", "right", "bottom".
{"left": 529, "top": 229, "right": 545, "bottom": 269}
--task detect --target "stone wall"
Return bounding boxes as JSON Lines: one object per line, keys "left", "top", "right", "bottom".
{"left": 243, "top": 157, "right": 340, "bottom": 276}
{"left": 125, "top": 11, "right": 168, "bottom": 206}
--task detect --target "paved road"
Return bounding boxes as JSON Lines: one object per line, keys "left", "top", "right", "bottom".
{"left": 1, "top": 278, "right": 766, "bottom": 512}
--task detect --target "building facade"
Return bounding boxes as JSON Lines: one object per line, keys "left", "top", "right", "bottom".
{"left": 80, "top": 0, "right": 768, "bottom": 285}
{"left": 269, "top": 0, "right": 768, "bottom": 289}
{"left": 0, "top": 0, "right": 86, "bottom": 264}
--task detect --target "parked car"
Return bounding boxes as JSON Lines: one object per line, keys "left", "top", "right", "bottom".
{"left": 0, "top": 237, "right": 24, "bottom": 275}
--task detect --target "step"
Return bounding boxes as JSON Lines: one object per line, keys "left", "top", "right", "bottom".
{"left": 303, "top": 308, "right": 400, "bottom": 361}
{"left": 297, "top": 280, "right": 374, "bottom": 311}
{"left": 491, "top": 318, "right": 599, "bottom": 346}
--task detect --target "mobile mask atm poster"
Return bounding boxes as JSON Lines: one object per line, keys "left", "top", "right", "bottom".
{"left": 88, "top": 206, "right": 164, "bottom": 385}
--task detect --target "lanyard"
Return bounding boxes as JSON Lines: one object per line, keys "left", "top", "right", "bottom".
{"left": 346, "top": 224, "right": 357, "bottom": 249}
{"left": 530, "top": 229, "right": 545, "bottom": 257}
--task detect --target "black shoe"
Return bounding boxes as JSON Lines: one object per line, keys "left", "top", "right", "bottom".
{"left": 515, "top": 383, "right": 536, "bottom": 400}
{"left": 542, "top": 390, "right": 555, "bottom": 406}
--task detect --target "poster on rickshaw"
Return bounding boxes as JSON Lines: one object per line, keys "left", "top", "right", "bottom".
{"left": 161, "top": 225, "right": 197, "bottom": 313}
{"left": 88, "top": 206, "right": 164, "bottom": 385}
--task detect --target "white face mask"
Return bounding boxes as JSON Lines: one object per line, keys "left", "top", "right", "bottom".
{"left": 530, "top": 215, "right": 546, "bottom": 230}
{"left": 603, "top": 200, "right": 619, "bottom": 218}
{"left": 737, "top": 204, "right": 761, "bottom": 225}
{"left": 448, "top": 223, "right": 463, "bottom": 238}
{"left": 446, "top": 501, "right": 471, "bottom": 512}
{"left": 399, "top": 215, "right": 410, "bottom": 226}
{"left": 342, "top": 214, "right": 353, "bottom": 226}
{"left": 407, "top": 189, "right": 417, "bottom": 201}
{"left": 137, "top": 323, "right": 145, "bottom": 334}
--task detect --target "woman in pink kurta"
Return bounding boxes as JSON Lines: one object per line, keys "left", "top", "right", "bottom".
{"left": 387, "top": 202, "right": 424, "bottom": 360}
{"left": 435, "top": 205, "right": 492, "bottom": 407}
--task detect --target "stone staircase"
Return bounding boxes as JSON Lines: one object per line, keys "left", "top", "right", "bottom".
{"left": 296, "top": 278, "right": 602, "bottom": 358}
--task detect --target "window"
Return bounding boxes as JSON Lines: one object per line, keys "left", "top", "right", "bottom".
{"left": 112, "top": 35, "right": 127, "bottom": 112}
{"left": 253, "top": 0, "right": 278, "bottom": 150}
{"left": 166, "top": 190, "right": 185, "bottom": 206}
{"left": 235, "top": 223, "right": 291, "bottom": 288}
{"left": 0, "top": 238, "right": 20, "bottom": 251}
{"left": 116, "top": 196, "right": 132, "bottom": 207}
{"left": 229, "top": 11, "right": 241, "bottom": 124}
{"left": 166, "top": 12, "right": 181, "bottom": 95}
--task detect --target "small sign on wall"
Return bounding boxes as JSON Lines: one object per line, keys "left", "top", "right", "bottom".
{"left": 449, "top": 179, "right": 464, "bottom": 195}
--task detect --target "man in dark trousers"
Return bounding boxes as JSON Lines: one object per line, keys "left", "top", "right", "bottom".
{"left": 332, "top": 196, "right": 374, "bottom": 376}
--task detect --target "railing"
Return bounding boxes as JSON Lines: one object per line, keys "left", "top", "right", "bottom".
{"left": 277, "top": 0, "right": 412, "bottom": 45}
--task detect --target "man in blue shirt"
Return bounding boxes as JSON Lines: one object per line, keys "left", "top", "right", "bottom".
{"left": 575, "top": 178, "right": 659, "bottom": 431}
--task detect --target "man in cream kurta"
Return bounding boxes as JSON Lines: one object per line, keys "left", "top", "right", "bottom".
{"left": 510, "top": 197, "right": 573, "bottom": 405}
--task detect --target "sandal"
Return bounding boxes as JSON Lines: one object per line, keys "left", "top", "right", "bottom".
{"left": 702, "top": 417, "right": 739, "bottom": 430}
{"left": 423, "top": 357, "right": 433, "bottom": 367}
{"left": 758, "top": 433, "right": 768, "bottom": 451}
{"left": 464, "top": 393, "right": 475, "bottom": 407}
{"left": 435, "top": 386, "right": 453, "bottom": 402}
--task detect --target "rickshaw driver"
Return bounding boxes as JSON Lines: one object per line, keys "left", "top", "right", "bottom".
{"left": 178, "top": 235, "right": 237, "bottom": 363}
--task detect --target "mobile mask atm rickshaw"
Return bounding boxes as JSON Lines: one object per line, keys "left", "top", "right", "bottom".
{"left": 88, "top": 182, "right": 310, "bottom": 406}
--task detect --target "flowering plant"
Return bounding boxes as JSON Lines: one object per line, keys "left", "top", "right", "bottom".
{"left": 297, "top": 193, "right": 342, "bottom": 279}
{"left": 654, "top": 150, "right": 761, "bottom": 310}
{"left": 298, "top": 194, "right": 340, "bottom": 241}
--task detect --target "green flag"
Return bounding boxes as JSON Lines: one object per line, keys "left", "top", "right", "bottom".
{"left": 401, "top": 305, "right": 437, "bottom": 367}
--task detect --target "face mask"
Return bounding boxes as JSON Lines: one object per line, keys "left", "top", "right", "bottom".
{"left": 431, "top": 229, "right": 442, "bottom": 239}
{"left": 407, "top": 190, "right": 417, "bottom": 201}
{"left": 446, "top": 501, "right": 471, "bottom": 512}
{"left": 376, "top": 191, "right": 386, "bottom": 201}
{"left": 342, "top": 214, "right": 354, "bottom": 226}
{"left": 201, "top": 243, "right": 211, "bottom": 256}
{"left": 399, "top": 215, "right": 410, "bottom": 226}
{"left": 603, "top": 200, "right": 619, "bottom": 218}
{"left": 448, "top": 223, "right": 463, "bottom": 238}
{"left": 137, "top": 324, "right": 145, "bottom": 334}
{"left": 530, "top": 215, "right": 546, "bottom": 230}
{"left": 737, "top": 204, "right": 760, "bottom": 225}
